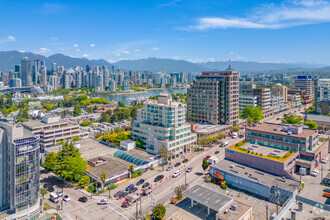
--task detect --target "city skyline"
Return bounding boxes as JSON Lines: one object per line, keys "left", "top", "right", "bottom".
{"left": 1, "top": 0, "right": 330, "bottom": 65}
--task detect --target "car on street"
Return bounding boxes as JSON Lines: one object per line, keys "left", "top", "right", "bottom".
{"left": 39, "top": 177, "right": 44, "bottom": 182}
{"left": 154, "top": 175, "right": 164, "bottom": 182}
{"left": 142, "top": 182, "right": 150, "bottom": 188}
{"left": 239, "top": 134, "right": 244, "bottom": 138}
{"left": 232, "top": 132, "right": 238, "bottom": 139}
{"left": 182, "top": 159, "right": 188, "bottom": 163}
{"left": 166, "top": 166, "right": 173, "bottom": 171}
{"left": 205, "top": 156, "right": 211, "bottom": 160}
{"left": 321, "top": 158, "right": 327, "bottom": 164}
{"left": 43, "top": 183, "right": 48, "bottom": 188}
{"left": 78, "top": 196, "right": 88, "bottom": 203}
{"left": 129, "top": 187, "right": 138, "bottom": 194}
{"left": 323, "top": 192, "right": 330, "bottom": 198}
{"left": 125, "top": 184, "right": 135, "bottom": 192}
{"left": 221, "top": 140, "right": 229, "bottom": 147}
{"left": 311, "top": 169, "right": 319, "bottom": 177}
{"left": 323, "top": 188, "right": 330, "bottom": 193}
{"left": 186, "top": 167, "right": 193, "bottom": 172}
{"left": 136, "top": 179, "right": 145, "bottom": 186}
{"left": 63, "top": 195, "right": 70, "bottom": 202}
{"left": 47, "top": 186, "right": 55, "bottom": 192}
{"left": 172, "top": 170, "right": 181, "bottom": 178}
{"left": 174, "top": 162, "right": 181, "bottom": 167}
{"left": 114, "top": 191, "right": 124, "bottom": 197}
{"left": 215, "top": 151, "right": 219, "bottom": 154}
{"left": 97, "top": 199, "right": 109, "bottom": 205}
{"left": 142, "top": 187, "right": 152, "bottom": 196}
{"left": 277, "top": 118, "right": 280, "bottom": 120}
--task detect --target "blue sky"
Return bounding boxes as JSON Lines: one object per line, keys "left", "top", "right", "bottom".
{"left": 1, "top": 0, "right": 330, "bottom": 65}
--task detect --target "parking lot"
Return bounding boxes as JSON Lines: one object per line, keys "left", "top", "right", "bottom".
{"left": 299, "top": 173, "right": 330, "bottom": 205}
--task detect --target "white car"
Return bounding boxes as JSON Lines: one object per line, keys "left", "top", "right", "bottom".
{"left": 172, "top": 170, "right": 181, "bottom": 178}
{"left": 321, "top": 158, "right": 327, "bottom": 164}
{"left": 57, "top": 191, "right": 63, "bottom": 197}
{"left": 97, "top": 199, "right": 109, "bottom": 205}
{"left": 311, "top": 169, "right": 319, "bottom": 177}
{"left": 63, "top": 195, "right": 70, "bottom": 202}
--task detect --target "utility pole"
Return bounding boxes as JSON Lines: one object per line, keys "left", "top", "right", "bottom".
{"left": 136, "top": 198, "right": 138, "bottom": 220}
{"left": 140, "top": 196, "right": 142, "bottom": 218}
{"left": 109, "top": 185, "right": 111, "bottom": 198}
{"left": 185, "top": 167, "right": 187, "bottom": 188}
{"left": 321, "top": 165, "right": 324, "bottom": 183}
{"left": 266, "top": 203, "right": 269, "bottom": 220}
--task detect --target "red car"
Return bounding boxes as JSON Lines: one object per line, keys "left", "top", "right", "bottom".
{"left": 205, "top": 156, "right": 211, "bottom": 160}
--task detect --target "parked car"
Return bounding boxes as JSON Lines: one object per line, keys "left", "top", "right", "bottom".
{"left": 47, "top": 186, "right": 55, "bottom": 192}
{"left": 182, "top": 159, "right": 188, "bottom": 163}
{"left": 43, "top": 183, "right": 48, "bottom": 188}
{"left": 239, "top": 134, "right": 244, "bottom": 138}
{"left": 125, "top": 184, "right": 135, "bottom": 192}
{"left": 97, "top": 199, "right": 109, "bottom": 205}
{"left": 323, "top": 192, "right": 330, "bottom": 198}
{"left": 166, "top": 166, "right": 173, "bottom": 171}
{"left": 78, "top": 196, "right": 88, "bottom": 203}
{"left": 136, "top": 179, "right": 145, "bottom": 186}
{"left": 114, "top": 191, "right": 123, "bottom": 197}
{"left": 311, "top": 169, "right": 319, "bottom": 177}
{"left": 39, "top": 177, "right": 44, "bottom": 182}
{"left": 205, "top": 156, "right": 211, "bottom": 160}
{"left": 321, "top": 158, "right": 327, "bottom": 164}
{"left": 129, "top": 187, "right": 138, "bottom": 194}
{"left": 154, "top": 175, "right": 164, "bottom": 182}
{"left": 174, "top": 162, "right": 181, "bottom": 167}
{"left": 63, "top": 195, "right": 70, "bottom": 202}
{"left": 142, "top": 187, "right": 152, "bottom": 196}
{"left": 142, "top": 182, "right": 150, "bottom": 188}
{"left": 57, "top": 191, "right": 63, "bottom": 197}
{"left": 221, "top": 140, "right": 229, "bottom": 147}
{"left": 276, "top": 118, "right": 280, "bottom": 120}
{"left": 172, "top": 170, "right": 181, "bottom": 178}
{"left": 232, "top": 132, "right": 238, "bottom": 139}
{"left": 323, "top": 188, "right": 330, "bottom": 193}
{"left": 186, "top": 167, "right": 193, "bottom": 172}
{"left": 215, "top": 151, "right": 220, "bottom": 154}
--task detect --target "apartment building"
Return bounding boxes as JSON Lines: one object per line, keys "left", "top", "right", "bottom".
{"left": 315, "top": 78, "right": 330, "bottom": 114}
{"left": 294, "top": 76, "right": 313, "bottom": 100}
{"left": 22, "top": 116, "right": 88, "bottom": 151}
{"left": 0, "top": 122, "right": 42, "bottom": 219}
{"left": 187, "top": 66, "right": 239, "bottom": 125}
{"left": 271, "top": 83, "right": 288, "bottom": 103}
{"left": 131, "top": 94, "right": 197, "bottom": 157}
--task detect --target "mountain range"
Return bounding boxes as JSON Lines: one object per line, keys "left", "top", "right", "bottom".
{"left": 0, "top": 50, "right": 327, "bottom": 73}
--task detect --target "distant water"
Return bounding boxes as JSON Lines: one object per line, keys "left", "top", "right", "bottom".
{"left": 93, "top": 88, "right": 187, "bottom": 104}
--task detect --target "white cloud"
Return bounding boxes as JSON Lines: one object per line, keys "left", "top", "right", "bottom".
{"left": 208, "top": 58, "right": 215, "bottom": 62}
{"left": 69, "top": 55, "right": 74, "bottom": 58}
{"left": 134, "top": 49, "right": 140, "bottom": 53}
{"left": 115, "top": 53, "right": 121, "bottom": 57}
{"left": 82, "top": 54, "right": 89, "bottom": 58}
{"left": 18, "top": 50, "right": 26, "bottom": 53}
{"left": 179, "top": 0, "right": 330, "bottom": 30}
{"left": 39, "top": 48, "right": 51, "bottom": 54}
{"left": 173, "top": 56, "right": 181, "bottom": 60}
{"left": 187, "top": 58, "right": 204, "bottom": 63}
{"left": 75, "top": 49, "right": 81, "bottom": 52}
{"left": 122, "top": 50, "right": 131, "bottom": 54}
{"left": 73, "top": 44, "right": 79, "bottom": 47}
{"left": 89, "top": 44, "right": 95, "bottom": 47}
{"left": 7, "top": 36, "right": 16, "bottom": 41}
{"left": 108, "top": 59, "right": 116, "bottom": 63}
{"left": 150, "top": 47, "right": 160, "bottom": 51}
{"left": 229, "top": 51, "right": 235, "bottom": 55}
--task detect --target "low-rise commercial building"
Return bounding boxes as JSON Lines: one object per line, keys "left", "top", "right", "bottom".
{"left": 22, "top": 116, "right": 89, "bottom": 151}
{"left": 131, "top": 94, "right": 197, "bottom": 156}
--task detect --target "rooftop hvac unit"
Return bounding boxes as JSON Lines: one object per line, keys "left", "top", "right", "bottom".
{"left": 288, "top": 130, "right": 292, "bottom": 135}
{"left": 231, "top": 204, "right": 237, "bottom": 211}
{"left": 282, "top": 126, "right": 288, "bottom": 131}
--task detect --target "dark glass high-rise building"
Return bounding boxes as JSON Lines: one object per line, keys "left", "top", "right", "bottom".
{"left": 21, "top": 57, "right": 31, "bottom": 86}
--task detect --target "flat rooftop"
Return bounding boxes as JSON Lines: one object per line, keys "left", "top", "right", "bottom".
{"left": 87, "top": 154, "right": 131, "bottom": 179}
{"left": 183, "top": 185, "right": 233, "bottom": 213}
{"left": 247, "top": 123, "right": 317, "bottom": 138}
{"left": 212, "top": 159, "right": 299, "bottom": 192}
{"left": 192, "top": 124, "right": 231, "bottom": 134}
{"left": 240, "top": 143, "right": 289, "bottom": 158}
{"left": 22, "top": 120, "right": 68, "bottom": 128}
{"left": 216, "top": 200, "right": 252, "bottom": 220}
{"left": 126, "top": 148, "right": 155, "bottom": 160}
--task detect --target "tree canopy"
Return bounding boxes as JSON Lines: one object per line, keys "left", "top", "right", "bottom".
{"left": 304, "top": 120, "right": 318, "bottom": 129}
{"left": 202, "top": 158, "right": 209, "bottom": 173}
{"left": 152, "top": 204, "right": 166, "bottom": 220}
{"left": 282, "top": 114, "right": 303, "bottom": 124}
{"left": 241, "top": 106, "right": 263, "bottom": 123}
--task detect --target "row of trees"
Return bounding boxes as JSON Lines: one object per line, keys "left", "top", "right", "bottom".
{"left": 282, "top": 114, "right": 318, "bottom": 129}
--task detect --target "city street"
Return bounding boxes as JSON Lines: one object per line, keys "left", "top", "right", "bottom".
{"left": 41, "top": 137, "right": 244, "bottom": 220}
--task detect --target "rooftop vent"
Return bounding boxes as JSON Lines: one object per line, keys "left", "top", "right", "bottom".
{"left": 231, "top": 204, "right": 237, "bottom": 211}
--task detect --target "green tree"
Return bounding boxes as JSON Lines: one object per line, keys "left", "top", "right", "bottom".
{"left": 118, "top": 100, "right": 126, "bottom": 107}
{"left": 232, "top": 125, "right": 240, "bottom": 132}
{"left": 174, "top": 185, "right": 187, "bottom": 200}
{"left": 282, "top": 114, "right": 303, "bottom": 124}
{"left": 100, "top": 172, "right": 107, "bottom": 189}
{"left": 242, "top": 106, "right": 263, "bottom": 123}
{"left": 304, "top": 120, "right": 318, "bottom": 129}
{"left": 100, "top": 112, "right": 108, "bottom": 122}
{"left": 43, "top": 152, "right": 58, "bottom": 171}
{"left": 152, "top": 204, "right": 166, "bottom": 220}
{"left": 128, "top": 165, "right": 134, "bottom": 176}
{"left": 73, "top": 104, "right": 82, "bottom": 117}
{"left": 135, "top": 138, "right": 145, "bottom": 148}
{"left": 158, "top": 145, "right": 172, "bottom": 170}
{"left": 78, "top": 175, "right": 90, "bottom": 186}
{"left": 202, "top": 158, "right": 209, "bottom": 173}
{"left": 40, "top": 188, "right": 48, "bottom": 198}
{"left": 253, "top": 106, "right": 263, "bottom": 123}
{"left": 44, "top": 103, "right": 54, "bottom": 112}
{"left": 198, "top": 136, "right": 210, "bottom": 151}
